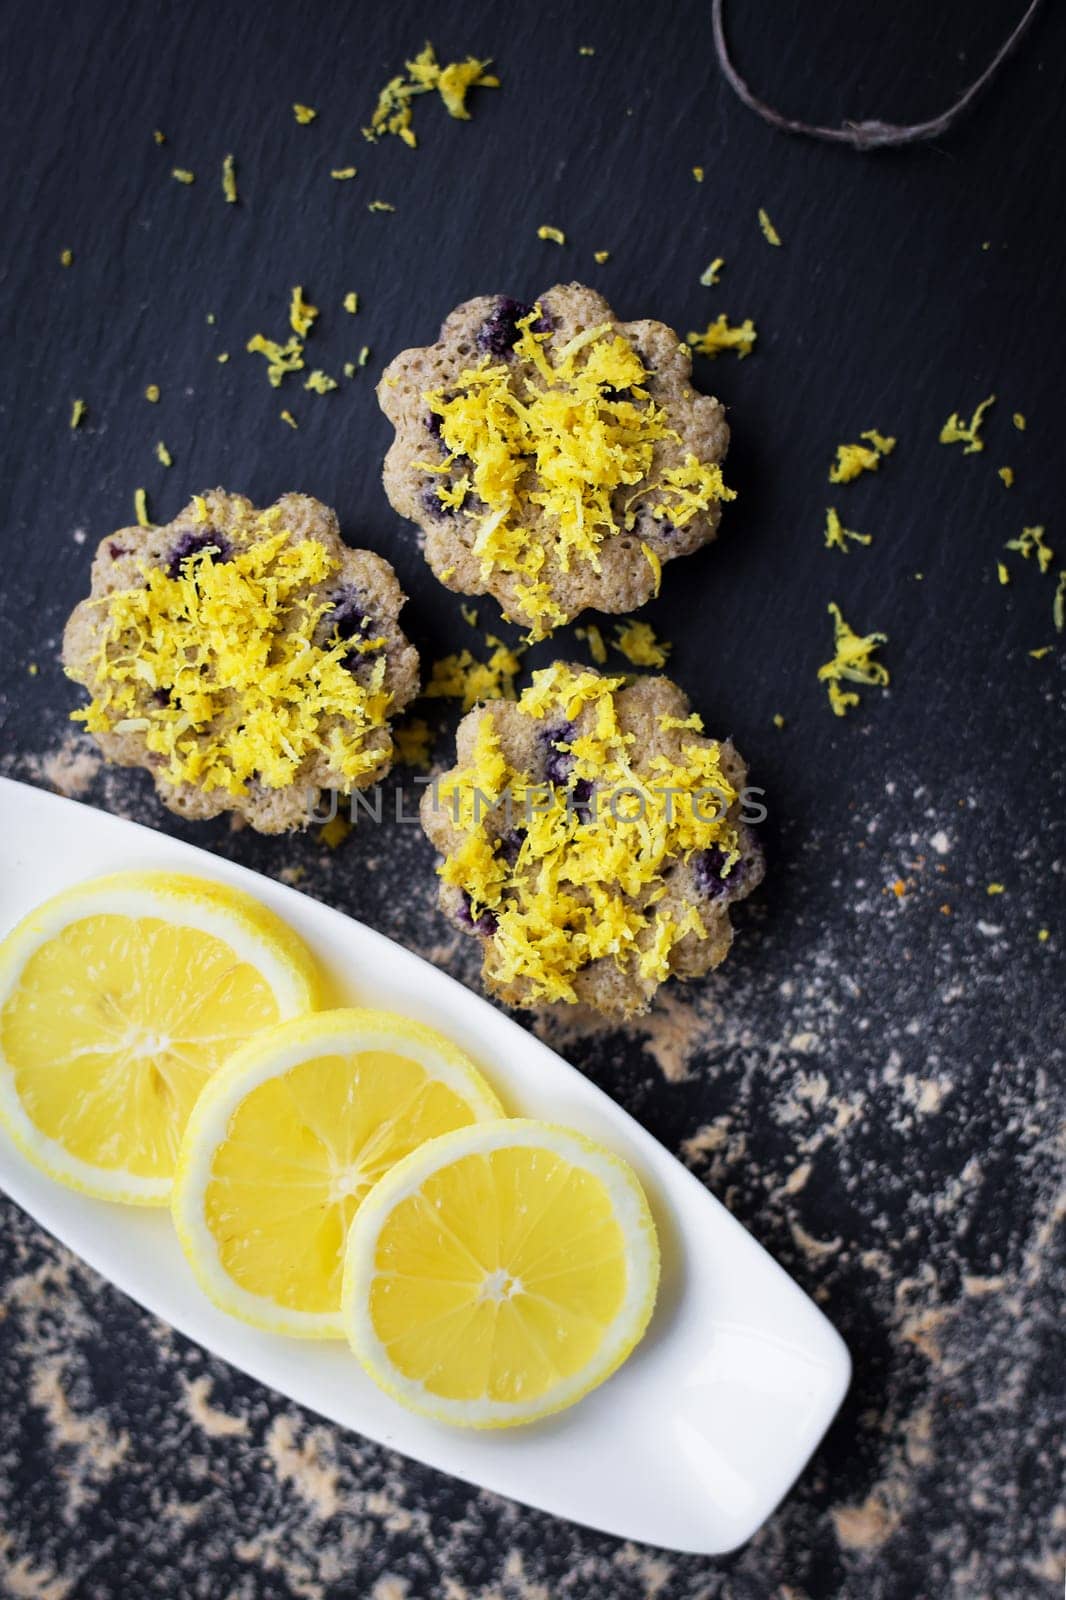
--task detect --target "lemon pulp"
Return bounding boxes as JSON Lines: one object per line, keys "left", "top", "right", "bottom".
{"left": 370, "top": 1144, "right": 629, "bottom": 1401}
{"left": 204, "top": 1049, "right": 495, "bottom": 1315}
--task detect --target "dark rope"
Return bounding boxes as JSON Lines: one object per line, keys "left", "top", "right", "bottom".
{"left": 711, "top": 0, "right": 1044, "bottom": 150}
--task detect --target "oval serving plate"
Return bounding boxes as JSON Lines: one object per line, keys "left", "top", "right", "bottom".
{"left": 0, "top": 776, "right": 849, "bottom": 1555}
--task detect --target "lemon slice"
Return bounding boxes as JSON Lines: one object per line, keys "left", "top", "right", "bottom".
{"left": 342, "top": 1119, "right": 660, "bottom": 1428}
{"left": 0, "top": 871, "right": 320, "bottom": 1205}
{"left": 171, "top": 1008, "right": 504, "bottom": 1337}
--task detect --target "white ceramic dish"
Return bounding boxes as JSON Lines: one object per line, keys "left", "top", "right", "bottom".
{"left": 0, "top": 776, "right": 849, "bottom": 1555}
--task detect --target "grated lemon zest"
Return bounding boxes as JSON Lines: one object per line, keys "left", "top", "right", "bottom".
{"left": 699, "top": 257, "right": 724, "bottom": 286}
{"left": 997, "top": 562, "right": 1010, "bottom": 586}
{"left": 828, "top": 429, "right": 895, "bottom": 484}
{"left": 817, "top": 602, "right": 889, "bottom": 717}
{"left": 293, "top": 104, "right": 317, "bottom": 124}
{"left": 686, "top": 313, "right": 756, "bottom": 359}
{"left": 172, "top": 168, "right": 195, "bottom": 184}
{"left": 1055, "top": 572, "right": 1066, "bottom": 634}
{"left": 434, "top": 664, "right": 742, "bottom": 1004}
{"left": 60, "top": 248, "right": 73, "bottom": 267}
{"left": 613, "top": 620, "right": 671, "bottom": 668}
{"left": 364, "top": 44, "right": 498, "bottom": 145}
{"left": 368, "top": 200, "right": 395, "bottom": 212}
{"left": 343, "top": 292, "right": 359, "bottom": 313}
{"left": 134, "top": 488, "right": 151, "bottom": 528}
{"left": 537, "top": 225, "right": 566, "bottom": 244}
{"left": 576, "top": 623, "right": 608, "bottom": 664}
{"left": 145, "top": 385, "right": 160, "bottom": 403}
{"left": 940, "top": 395, "right": 995, "bottom": 454}
{"left": 70, "top": 514, "right": 393, "bottom": 797}
{"left": 153, "top": 129, "right": 166, "bottom": 144}
{"left": 280, "top": 410, "right": 298, "bottom": 428}
{"left": 1006, "top": 525, "right": 1054, "bottom": 575}
{"left": 998, "top": 466, "right": 1014, "bottom": 487}
{"left": 594, "top": 250, "right": 610, "bottom": 263}
{"left": 289, "top": 286, "right": 318, "bottom": 338}
{"left": 422, "top": 308, "right": 733, "bottom": 635}
{"left": 331, "top": 166, "right": 358, "bottom": 179}
{"left": 304, "top": 370, "right": 338, "bottom": 394}
{"left": 692, "top": 166, "right": 704, "bottom": 182}
{"left": 70, "top": 399, "right": 86, "bottom": 429}
{"left": 1013, "top": 412, "right": 1026, "bottom": 431}
{"left": 222, "top": 153, "right": 237, "bottom": 203}
{"left": 757, "top": 207, "right": 781, "bottom": 245}
{"left": 155, "top": 441, "right": 172, "bottom": 467}
{"left": 425, "top": 638, "right": 526, "bottom": 712}
{"left": 825, "top": 507, "right": 872, "bottom": 553}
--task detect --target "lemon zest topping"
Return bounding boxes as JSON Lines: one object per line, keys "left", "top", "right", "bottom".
{"left": 422, "top": 309, "right": 734, "bottom": 635}
{"left": 1054, "top": 572, "right": 1066, "bottom": 634}
{"left": 997, "top": 562, "right": 1010, "bottom": 585}
{"left": 217, "top": 352, "right": 229, "bottom": 363}
{"left": 293, "top": 104, "right": 317, "bottom": 124}
{"left": 1030, "top": 646, "right": 1052, "bottom": 659}
{"left": 304, "top": 370, "right": 338, "bottom": 394}
{"left": 940, "top": 395, "right": 995, "bottom": 454}
{"left": 579, "top": 45, "right": 595, "bottom": 55}
{"left": 153, "top": 129, "right": 166, "bottom": 144}
{"left": 699, "top": 257, "right": 724, "bottom": 286}
{"left": 222, "top": 153, "right": 237, "bottom": 204}
{"left": 145, "top": 385, "right": 160, "bottom": 403}
{"left": 773, "top": 713, "right": 785, "bottom": 728}
{"left": 828, "top": 429, "right": 896, "bottom": 484}
{"left": 368, "top": 200, "right": 395, "bottom": 213}
{"left": 460, "top": 602, "right": 479, "bottom": 627}
{"left": 358, "top": 345, "right": 371, "bottom": 367}
{"left": 692, "top": 166, "right": 704, "bottom": 182}
{"left": 686, "top": 313, "right": 756, "bottom": 359}
{"left": 425, "top": 638, "right": 526, "bottom": 712}
{"left": 998, "top": 466, "right": 1014, "bottom": 487}
{"left": 613, "top": 620, "right": 671, "bottom": 668}
{"left": 594, "top": 250, "right": 610, "bottom": 263}
{"left": 757, "top": 207, "right": 781, "bottom": 245}
{"left": 60, "top": 248, "right": 73, "bottom": 267}
{"left": 825, "top": 507, "right": 872, "bottom": 553}
{"left": 987, "top": 883, "right": 1005, "bottom": 895}
{"left": 641, "top": 541, "right": 662, "bottom": 596}
{"left": 134, "top": 488, "right": 151, "bottom": 528}
{"left": 364, "top": 44, "right": 498, "bottom": 145}
{"left": 155, "top": 441, "right": 172, "bottom": 467}
{"left": 341, "top": 292, "right": 359, "bottom": 315}
{"left": 434, "top": 663, "right": 742, "bottom": 1004}
{"left": 537, "top": 225, "right": 566, "bottom": 244}
{"left": 70, "top": 399, "right": 86, "bottom": 429}
{"left": 70, "top": 518, "right": 393, "bottom": 797}
{"left": 1006, "top": 525, "right": 1054, "bottom": 575}
{"left": 172, "top": 168, "right": 195, "bottom": 184}
{"left": 1013, "top": 412, "right": 1026, "bottom": 431}
{"left": 289, "top": 287, "right": 318, "bottom": 338}
{"left": 247, "top": 331, "right": 305, "bottom": 387}
{"left": 393, "top": 716, "right": 432, "bottom": 768}
{"left": 576, "top": 623, "right": 608, "bottom": 664}
{"left": 280, "top": 411, "right": 298, "bottom": 429}
{"left": 817, "top": 602, "right": 889, "bottom": 717}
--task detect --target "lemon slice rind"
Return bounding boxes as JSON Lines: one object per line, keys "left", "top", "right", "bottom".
{"left": 172, "top": 1008, "right": 505, "bottom": 1339}
{"left": 341, "top": 1118, "right": 660, "bottom": 1428}
{"left": 0, "top": 871, "right": 320, "bottom": 1206}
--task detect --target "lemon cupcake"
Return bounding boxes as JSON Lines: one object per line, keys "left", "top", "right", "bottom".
{"left": 63, "top": 490, "right": 419, "bottom": 832}
{"left": 420, "top": 662, "right": 763, "bottom": 1018}
{"left": 379, "top": 282, "right": 734, "bottom": 637}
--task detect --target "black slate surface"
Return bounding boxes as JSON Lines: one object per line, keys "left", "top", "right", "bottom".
{"left": 1, "top": 2, "right": 1064, "bottom": 1596}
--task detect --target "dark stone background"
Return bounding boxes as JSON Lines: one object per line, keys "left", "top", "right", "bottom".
{"left": 1, "top": 1, "right": 1063, "bottom": 1596}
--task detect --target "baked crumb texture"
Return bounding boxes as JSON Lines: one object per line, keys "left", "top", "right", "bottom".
{"left": 63, "top": 490, "right": 419, "bottom": 833}
{"left": 379, "top": 283, "right": 734, "bottom": 636}
{"left": 421, "top": 662, "right": 764, "bottom": 1018}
